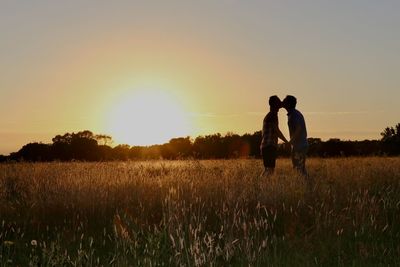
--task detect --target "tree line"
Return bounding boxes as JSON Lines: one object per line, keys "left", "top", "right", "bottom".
{"left": 1, "top": 123, "right": 399, "bottom": 162}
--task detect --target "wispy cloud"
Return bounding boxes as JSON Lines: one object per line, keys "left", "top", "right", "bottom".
{"left": 304, "top": 110, "right": 385, "bottom": 115}
{"left": 189, "top": 112, "right": 242, "bottom": 118}
{"left": 189, "top": 112, "right": 217, "bottom": 118}
{"left": 246, "top": 110, "right": 385, "bottom": 116}
{"left": 190, "top": 110, "right": 385, "bottom": 118}
{"left": 246, "top": 112, "right": 265, "bottom": 116}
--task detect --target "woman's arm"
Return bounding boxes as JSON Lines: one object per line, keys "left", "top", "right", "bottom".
{"left": 275, "top": 124, "right": 289, "bottom": 143}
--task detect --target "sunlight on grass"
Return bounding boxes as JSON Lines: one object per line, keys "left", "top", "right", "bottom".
{"left": 0, "top": 158, "right": 400, "bottom": 266}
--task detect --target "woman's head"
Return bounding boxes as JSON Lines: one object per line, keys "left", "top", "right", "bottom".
{"left": 269, "top": 95, "right": 282, "bottom": 111}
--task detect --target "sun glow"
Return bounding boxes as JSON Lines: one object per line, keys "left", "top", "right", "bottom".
{"left": 105, "top": 90, "right": 192, "bottom": 146}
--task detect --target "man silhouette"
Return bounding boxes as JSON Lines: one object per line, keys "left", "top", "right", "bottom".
{"left": 260, "top": 96, "right": 289, "bottom": 175}
{"left": 282, "top": 95, "right": 308, "bottom": 176}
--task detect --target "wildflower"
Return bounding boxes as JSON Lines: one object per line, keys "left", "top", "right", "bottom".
{"left": 31, "top": 240, "right": 38, "bottom": 246}
{"left": 261, "top": 239, "right": 267, "bottom": 248}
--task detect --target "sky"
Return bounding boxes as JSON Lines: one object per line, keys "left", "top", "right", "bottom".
{"left": 1, "top": 0, "right": 400, "bottom": 154}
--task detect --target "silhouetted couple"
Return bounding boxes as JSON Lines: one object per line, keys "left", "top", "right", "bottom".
{"left": 260, "top": 95, "right": 308, "bottom": 176}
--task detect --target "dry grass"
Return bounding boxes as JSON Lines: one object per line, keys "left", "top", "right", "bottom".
{"left": 1, "top": 157, "right": 400, "bottom": 266}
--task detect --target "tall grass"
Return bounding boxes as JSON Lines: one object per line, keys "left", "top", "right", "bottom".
{"left": 0, "top": 158, "right": 399, "bottom": 266}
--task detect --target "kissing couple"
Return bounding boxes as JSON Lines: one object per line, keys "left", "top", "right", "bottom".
{"left": 260, "top": 95, "right": 308, "bottom": 177}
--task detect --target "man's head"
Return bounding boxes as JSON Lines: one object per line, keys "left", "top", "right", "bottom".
{"left": 282, "top": 95, "right": 297, "bottom": 111}
{"left": 269, "top": 95, "right": 282, "bottom": 111}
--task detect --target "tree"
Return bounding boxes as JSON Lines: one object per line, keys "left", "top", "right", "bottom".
{"left": 381, "top": 123, "right": 400, "bottom": 141}
{"left": 69, "top": 131, "right": 99, "bottom": 160}
{"left": 162, "top": 137, "right": 193, "bottom": 159}
{"left": 51, "top": 130, "right": 99, "bottom": 160}
{"left": 113, "top": 144, "right": 131, "bottom": 160}
{"left": 381, "top": 123, "right": 400, "bottom": 155}
{"left": 15, "top": 143, "right": 52, "bottom": 161}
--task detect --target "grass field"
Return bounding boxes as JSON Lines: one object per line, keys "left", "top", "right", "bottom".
{"left": 1, "top": 158, "right": 400, "bottom": 266}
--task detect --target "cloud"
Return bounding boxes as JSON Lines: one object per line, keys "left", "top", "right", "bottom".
{"left": 189, "top": 112, "right": 242, "bottom": 118}
{"left": 190, "top": 110, "right": 386, "bottom": 118}
{"left": 304, "top": 110, "right": 385, "bottom": 115}
{"left": 246, "top": 112, "right": 265, "bottom": 116}
{"left": 246, "top": 110, "right": 385, "bottom": 116}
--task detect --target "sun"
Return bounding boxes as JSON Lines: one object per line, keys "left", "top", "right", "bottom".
{"left": 105, "top": 90, "right": 192, "bottom": 146}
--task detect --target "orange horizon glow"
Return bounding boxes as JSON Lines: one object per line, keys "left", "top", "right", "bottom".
{"left": 1, "top": 1, "right": 399, "bottom": 154}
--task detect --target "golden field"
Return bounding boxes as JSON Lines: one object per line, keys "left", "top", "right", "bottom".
{"left": 1, "top": 158, "right": 400, "bottom": 266}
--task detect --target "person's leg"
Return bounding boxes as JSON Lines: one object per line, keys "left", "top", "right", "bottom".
{"left": 291, "top": 150, "right": 296, "bottom": 169}
{"left": 298, "top": 151, "right": 307, "bottom": 176}
{"left": 292, "top": 149, "right": 307, "bottom": 176}
{"left": 292, "top": 148, "right": 313, "bottom": 190}
{"left": 262, "top": 146, "right": 277, "bottom": 175}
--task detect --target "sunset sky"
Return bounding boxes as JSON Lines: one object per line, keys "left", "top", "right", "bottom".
{"left": 1, "top": 1, "right": 400, "bottom": 154}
